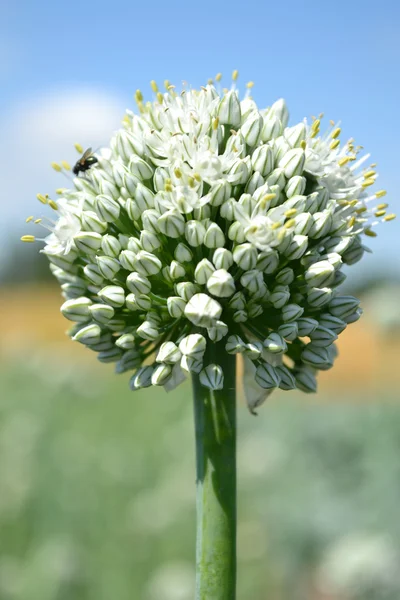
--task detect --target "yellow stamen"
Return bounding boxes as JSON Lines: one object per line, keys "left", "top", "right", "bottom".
{"left": 362, "top": 178, "right": 375, "bottom": 188}
{"left": 311, "top": 119, "right": 320, "bottom": 131}
{"left": 232, "top": 70, "right": 239, "bottom": 81}
{"left": 21, "top": 235, "right": 35, "bottom": 242}
{"left": 164, "top": 79, "right": 170, "bottom": 90}
{"left": 384, "top": 214, "right": 396, "bottom": 221}
{"left": 284, "top": 218, "right": 296, "bottom": 229}
{"left": 174, "top": 168, "right": 182, "bottom": 179}
{"left": 329, "top": 119, "right": 335, "bottom": 126}
{"left": 207, "top": 78, "right": 213, "bottom": 85}
{"left": 300, "top": 140, "right": 307, "bottom": 149}
{"left": 165, "top": 183, "right": 173, "bottom": 193}
{"left": 156, "top": 92, "right": 163, "bottom": 103}
{"left": 331, "top": 127, "right": 341, "bottom": 139}
{"left": 212, "top": 117, "right": 219, "bottom": 130}
{"left": 271, "top": 222, "right": 281, "bottom": 230}
{"left": 375, "top": 190, "right": 387, "bottom": 198}
{"left": 375, "top": 209, "right": 386, "bottom": 217}
{"left": 377, "top": 203, "right": 388, "bottom": 210}
{"left": 370, "top": 163, "right": 377, "bottom": 168}
{"left": 37, "top": 193, "right": 48, "bottom": 204}
{"left": 330, "top": 139, "right": 340, "bottom": 150}
{"left": 188, "top": 176, "right": 195, "bottom": 188}
{"left": 215, "top": 73, "right": 222, "bottom": 82}
{"left": 122, "top": 114, "right": 130, "bottom": 127}
{"left": 222, "top": 87, "right": 229, "bottom": 94}
{"left": 61, "top": 160, "right": 71, "bottom": 171}
{"left": 51, "top": 162, "right": 62, "bottom": 172}
{"left": 135, "top": 89, "right": 143, "bottom": 103}
{"left": 364, "top": 170, "right": 376, "bottom": 178}
{"left": 348, "top": 199, "right": 359, "bottom": 206}
{"left": 48, "top": 200, "right": 58, "bottom": 210}
{"left": 338, "top": 199, "right": 350, "bottom": 206}
{"left": 356, "top": 207, "right": 367, "bottom": 214}
{"left": 150, "top": 80, "right": 158, "bottom": 92}
{"left": 262, "top": 193, "right": 276, "bottom": 203}
{"left": 74, "top": 143, "right": 83, "bottom": 154}
{"left": 167, "top": 85, "right": 175, "bottom": 91}
{"left": 56, "top": 188, "right": 66, "bottom": 195}
{"left": 348, "top": 216, "right": 356, "bottom": 228}
{"left": 310, "top": 128, "right": 320, "bottom": 138}
{"left": 284, "top": 209, "right": 297, "bottom": 218}
{"left": 34, "top": 218, "right": 42, "bottom": 224}
{"left": 246, "top": 81, "right": 254, "bottom": 89}
{"left": 364, "top": 227, "right": 377, "bottom": 237}
{"left": 193, "top": 172, "right": 201, "bottom": 182}
{"left": 26, "top": 216, "right": 33, "bottom": 223}
{"left": 338, "top": 157, "right": 351, "bottom": 167}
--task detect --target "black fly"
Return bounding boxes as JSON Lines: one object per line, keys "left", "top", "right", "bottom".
{"left": 72, "top": 148, "right": 98, "bottom": 176}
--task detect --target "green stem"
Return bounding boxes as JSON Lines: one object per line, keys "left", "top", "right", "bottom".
{"left": 192, "top": 343, "right": 237, "bottom": 600}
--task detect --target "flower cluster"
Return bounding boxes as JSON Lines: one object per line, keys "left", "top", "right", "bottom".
{"left": 22, "top": 73, "right": 395, "bottom": 411}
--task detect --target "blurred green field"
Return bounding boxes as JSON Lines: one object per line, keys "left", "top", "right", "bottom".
{"left": 2, "top": 350, "right": 400, "bottom": 600}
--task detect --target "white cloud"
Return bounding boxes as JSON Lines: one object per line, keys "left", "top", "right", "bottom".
{"left": 0, "top": 87, "right": 125, "bottom": 265}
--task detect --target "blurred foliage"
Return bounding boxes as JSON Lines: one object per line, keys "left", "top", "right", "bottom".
{"left": 1, "top": 356, "right": 400, "bottom": 600}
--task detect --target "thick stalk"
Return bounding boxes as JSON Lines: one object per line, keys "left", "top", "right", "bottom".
{"left": 192, "top": 343, "right": 237, "bottom": 600}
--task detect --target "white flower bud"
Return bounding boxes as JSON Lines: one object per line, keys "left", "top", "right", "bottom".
{"left": 207, "top": 269, "right": 236, "bottom": 298}
{"left": 194, "top": 259, "right": 215, "bottom": 285}
{"left": 207, "top": 320, "right": 229, "bottom": 342}
{"left": 130, "top": 366, "right": 154, "bottom": 390}
{"left": 307, "top": 287, "right": 333, "bottom": 308}
{"left": 261, "top": 115, "right": 281, "bottom": 141}
{"left": 217, "top": 90, "right": 241, "bottom": 127}
{"left": 156, "top": 341, "right": 182, "bottom": 364}
{"left": 61, "top": 281, "right": 86, "bottom": 299}
{"left": 98, "top": 285, "right": 125, "bottom": 307}
{"left": 212, "top": 248, "right": 233, "bottom": 271}
{"left": 73, "top": 323, "right": 102, "bottom": 345}
{"left": 281, "top": 303, "right": 304, "bottom": 322}
{"left": 176, "top": 282, "right": 200, "bottom": 301}
{"left": 284, "top": 123, "right": 306, "bottom": 148}
{"left": 184, "top": 293, "right": 222, "bottom": 327}
{"left": 151, "top": 363, "right": 172, "bottom": 386}
{"left": 233, "top": 243, "right": 258, "bottom": 270}
{"left": 115, "top": 333, "right": 136, "bottom": 349}
{"left": 275, "top": 267, "right": 294, "bottom": 286}
{"left": 305, "top": 260, "right": 335, "bottom": 288}
{"left": 318, "top": 313, "right": 346, "bottom": 334}
{"left": 126, "top": 272, "right": 151, "bottom": 295}
{"left": 95, "top": 194, "right": 120, "bottom": 222}
{"left": 126, "top": 293, "right": 152, "bottom": 311}
{"left": 115, "top": 349, "right": 142, "bottom": 373}
{"left": 228, "top": 221, "right": 246, "bottom": 244}
{"left": 74, "top": 232, "right": 102, "bottom": 254}
{"left": 244, "top": 341, "right": 263, "bottom": 360}
{"left": 89, "top": 303, "right": 115, "bottom": 324}
{"left": 270, "top": 285, "right": 290, "bottom": 309}
{"left": 141, "top": 209, "right": 160, "bottom": 234}
{"left": 133, "top": 251, "right": 162, "bottom": 276}
{"left": 342, "top": 238, "right": 365, "bottom": 265}
{"left": 285, "top": 175, "right": 306, "bottom": 198}
{"left": 329, "top": 296, "right": 360, "bottom": 319}
{"left": 83, "top": 264, "right": 104, "bottom": 286}
{"left": 61, "top": 297, "right": 92, "bottom": 322}
{"left": 296, "top": 317, "right": 319, "bottom": 336}
{"left": 167, "top": 296, "right": 187, "bottom": 318}
{"left": 136, "top": 320, "right": 159, "bottom": 340}
{"left": 309, "top": 211, "right": 333, "bottom": 238}
{"left": 135, "top": 182, "right": 155, "bottom": 211}
{"left": 247, "top": 303, "right": 263, "bottom": 318}
{"left": 174, "top": 243, "right": 193, "bottom": 263}
{"left": 233, "top": 310, "right": 248, "bottom": 323}
{"left": 294, "top": 367, "right": 317, "bottom": 393}
{"left": 81, "top": 211, "right": 107, "bottom": 234}
{"left": 270, "top": 98, "right": 289, "bottom": 127}
{"left": 276, "top": 365, "right": 297, "bottom": 390}
{"left": 225, "top": 335, "right": 246, "bottom": 354}
{"left": 309, "top": 326, "right": 338, "bottom": 347}
{"left": 294, "top": 212, "right": 313, "bottom": 235}
{"left": 255, "top": 362, "right": 281, "bottom": 389}
{"left": 278, "top": 322, "right": 298, "bottom": 341}
{"left": 185, "top": 220, "right": 207, "bottom": 247}
{"left": 158, "top": 209, "right": 185, "bottom": 238}
{"left": 96, "top": 256, "right": 121, "bottom": 280}
{"left": 204, "top": 222, "right": 225, "bottom": 249}
{"left": 101, "top": 234, "right": 121, "bottom": 258}
{"left": 251, "top": 145, "right": 274, "bottom": 177}
{"left": 284, "top": 234, "right": 308, "bottom": 260}
{"left": 302, "top": 344, "right": 330, "bottom": 368}
{"left": 278, "top": 148, "right": 305, "bottom": 178}
{"left": 89, "top": 332, "right": 114, "bottom": 352}
{"left": 229, "top": 291, "right": 246, "bottom": 311}
{"left": 304, "top": 192, "right": 320, "bottom": 214}
{"left": 98, "top": 347, "right": 124, "bottom": 363}
{"left": 343, "top": 307, "right": 362, "bottom": 324}
{"left": 324, "top": 235, "right": 353, "bottom": 255}
{"left": 199, "top": 364, "right": 224, "bottom": 390}
{"left": 228, "top": 158, "right": 249, "bottom": 185}
{"left": 193, "top": 205, "right": 211, "bottom": 221}
{"left": 129, "top": 155, "right": 153, "bottom": 180}
{"left": 240, "top": 269, "right": 264, "bottom": 295}
{"left": 140, "top": 230, "right": 162, "bottom": 253}
{"left": 179, "top": 334, "right": 207, "bottom": 359}
{"left": 254, "top": 249, "right": 278, "bottom": 274}
{"left": 220, "top": 198, "right": 236, "bottom": 221}
{"left": 245, "top": 171, "right": 265, "bottom": 196}
{"left": 168, "top": 260, "right": 185, "bottom": 280}
{"left": 107, "top": 318, "right": 126, "bottom": 333}
{"left": 241, "top": 110, "right": 263, "bottom": 146}
{"left": 264, "top": 332, "right": 287, "bottom": 354}
{"left": 209, "top": 180, "right": 232, "bottom": 207}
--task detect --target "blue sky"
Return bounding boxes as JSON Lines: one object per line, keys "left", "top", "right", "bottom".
{"left": 1, "top": 0, "right": 399, "bottom": 277}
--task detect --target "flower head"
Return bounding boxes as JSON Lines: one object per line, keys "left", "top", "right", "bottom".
{"left": 22, "top": 73, "right": 395, "bottom": 408}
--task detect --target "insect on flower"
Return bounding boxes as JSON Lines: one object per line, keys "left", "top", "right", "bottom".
{"left": 72, "top": 147, "right": 98, "bottom": 176}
